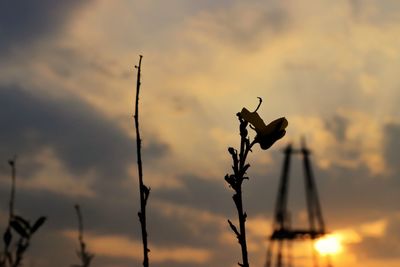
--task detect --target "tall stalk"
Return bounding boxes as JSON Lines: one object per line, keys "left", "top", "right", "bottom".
{"left": 225, "top": 98, "right": 288, "bottom": 267}
{"left": 134, "top": 55, "right": 150, "bottom": 267}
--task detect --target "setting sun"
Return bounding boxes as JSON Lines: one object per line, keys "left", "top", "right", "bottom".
{"left": 314, "top": 235, "right": 343, "bottom": 255}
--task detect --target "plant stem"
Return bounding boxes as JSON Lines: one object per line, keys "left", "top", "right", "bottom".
{"left": 3, "top": 157, "right": 17, "bottom": 266}
{"left": 236, "top": 187, "right": 249, "bottom": 267}
{"left": 74, "top": 204, "right": 93, "bottom": 267}
{"left": 134, "top": 55, "right": 150, "bottom": 267}
{"left": 75, "top": 205, "right": 86, "bottom": 259}
{"left": 75, "top": 205, "right": 84, "bottom": 248}
{"left": 226, "top": 119, "right": 256, "bottom": 267}
{"left": 9, "top": 157, "right": 16, "bottom": 220}
{"left": 235, "top": 136, "right": 254, "bottom": 267}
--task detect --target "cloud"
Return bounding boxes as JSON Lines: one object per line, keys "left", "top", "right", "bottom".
{"left": 288, "top": 111, "right": 387, "bottom": 175}
{"left": 154, "top": 174, "right": 232, "bottom": 217}
{"left": 14, "top": 148, "right": 97, "bottom": 197}
{"left": 325, "top": 114, "right": 349, "bottom": 142}
{"left": 63, "top": 231, "right": 212, "bottom": 264}
{"left": 26, "top": 229, "right": 78, "bottom": 267}
{"left": 0, "top": 85, "right": 169, "bottom": 188}
{"left": 350, "top": 215, "right": 400, "bottom": 260}
{"left": 0, "top": 0, "right": 93, "bottom": 54}
{"left": 349, "top": 0, "right": 400, "bottom": 25}
{"left": 188, "top": 1, "right": 290, "bottom": 51}
{"left": 383, "top": 122, "right": 400, "bottom": 174}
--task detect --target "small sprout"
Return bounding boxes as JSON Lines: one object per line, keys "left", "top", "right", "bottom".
{"left": 228, "top": 147, "right": 236, "bottom": 155}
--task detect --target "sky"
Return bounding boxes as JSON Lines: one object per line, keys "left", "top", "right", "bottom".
{"left": 0, "top": 0, "right": 399, "bottom": 267}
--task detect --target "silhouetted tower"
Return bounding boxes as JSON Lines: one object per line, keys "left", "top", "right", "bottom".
{"left": 265, "top": 140, "right": 330, "bottom": 267}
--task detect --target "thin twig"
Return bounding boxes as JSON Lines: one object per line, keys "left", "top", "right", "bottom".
{"left": 75, "top": 205, "right": 84, "bottom": 249}
{"left": 73, "top": 204, "right": 93, "bottom": 267}
{"left": 134, "top": 55, "right": 150, "bottom": 267}
{"left": 8, "top": 156, "right": 16, "bottom": 220}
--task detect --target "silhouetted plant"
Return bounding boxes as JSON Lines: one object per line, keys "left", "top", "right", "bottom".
{"left": 133, "top": 55, "right": 151, "bottom": 267}
{"left": 0, "top": 158, "right": 46, "bottom": 267}
{"left": 72, "top": 204, "right": 94, "bottom": 267}
{"left": 225, "top": 98, "right": 288, "bottom": 267}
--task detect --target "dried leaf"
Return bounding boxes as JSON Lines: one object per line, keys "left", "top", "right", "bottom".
{"left": 10, "top": 220, "right": 29, "bottom": 238}
{"left": 31, "top": 216, "right": 46, "bottom": 234}
{"left": 13, "top": 215, "right": 31, "bottom": 231}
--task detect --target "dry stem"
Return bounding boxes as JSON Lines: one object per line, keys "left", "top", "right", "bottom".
{"left": 134, "top": 55, "right": 150, "bottom": 267}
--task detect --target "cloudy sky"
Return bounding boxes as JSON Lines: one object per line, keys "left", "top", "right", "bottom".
{"left": 0, "top": 0, "right": 399, "bottom": 266}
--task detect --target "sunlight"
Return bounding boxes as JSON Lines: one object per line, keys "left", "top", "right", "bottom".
{"left": 314, "top": 234, "right": 343, "bottom": 255}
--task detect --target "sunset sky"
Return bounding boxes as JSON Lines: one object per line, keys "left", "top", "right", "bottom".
{"left": 0, "top": 1, "right": 400, "bottom": 267}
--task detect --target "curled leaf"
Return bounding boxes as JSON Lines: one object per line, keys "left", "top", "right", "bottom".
{"left": 10, "top": 221, "right": 29, "bottom": 238}
{"left": 240, "top": 108, "right": 288, "bottom": 150}
{"left": 13, "top": 215, "right": 31, "bottom": 231}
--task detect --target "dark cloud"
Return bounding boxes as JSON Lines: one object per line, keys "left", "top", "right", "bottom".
{"left": 152, "top": 150, "right": 287, "bottom": 222}
{"left": 315, "top": 166, "right": 399, "bottom": 228}
{"left": 150, "top": 175, "right": 233, "bottom": 248}
{"left": 154, "top": 174, "right": 232, "bottom": 216}
{"left": 0, "top": 183, "right": 136, "bottom": 238}
{"left": 152, "top": 148, "right": 338, "bottom": 231}
{"left": 0, "top": 185, "right": 74, "bottom": 231}
{"left": 383, "top": 122, "right": 400, "bottom": 174}
{"left": 26, "top": 230, "right": 77, "bottom": 267}
{"left": 0, "top": 86, "right": 169, "bottom": 183}
{"left": 148, "top": 202, "right": 224, "bottom": 248}
{"left": 0, "top": 0, "right": 92, "bottom": 54}
{"left": 350, "top": 216, "right": 400, "bottom": 260}
{"left": 0, "top": 178, "right": 226, "bottom": 267}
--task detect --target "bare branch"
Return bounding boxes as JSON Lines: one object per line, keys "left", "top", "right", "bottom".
{"left": 134, "top": 55, "right": 150, "bottom": 267}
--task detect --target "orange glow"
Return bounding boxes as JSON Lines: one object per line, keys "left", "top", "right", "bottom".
{"left": 314, "top": 234, "right": 343, "bottom": 255}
